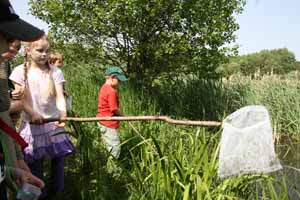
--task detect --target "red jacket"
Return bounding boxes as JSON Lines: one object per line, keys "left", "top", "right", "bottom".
{"left": 96, "top": 84, "right": 120, "bottom": 128}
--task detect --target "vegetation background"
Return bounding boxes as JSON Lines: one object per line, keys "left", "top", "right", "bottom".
{"left": 11, "top": 0, "right": 300, "bottom": 199}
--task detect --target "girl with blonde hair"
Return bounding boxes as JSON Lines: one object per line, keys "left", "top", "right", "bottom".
{"left": 49, "top": 52, "right": 63, "bottom": 68}
{"left": 9, "top": 35, "right": 75, "bottom": 198}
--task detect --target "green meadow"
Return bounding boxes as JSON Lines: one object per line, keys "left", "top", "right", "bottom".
{"left": 48, "top": 63, "right": 300, "bottom": 200}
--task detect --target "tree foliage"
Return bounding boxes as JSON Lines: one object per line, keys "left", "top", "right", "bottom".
{"left": 30, "top": 0, "right": 244, "bottom": 84}
{"left": 217, "top": 48, "right": 300, "bottom": 77}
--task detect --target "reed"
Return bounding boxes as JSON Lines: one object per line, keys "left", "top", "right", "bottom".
{"left": 60, "top": 64, "right": 299, "bottom": 199}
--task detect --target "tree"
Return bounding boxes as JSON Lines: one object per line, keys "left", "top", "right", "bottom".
{"left": 30, "top": 0, "right": 245, "bottom": 84}
{"left": 220, "top": 48, "right": 299, "bottom": 77}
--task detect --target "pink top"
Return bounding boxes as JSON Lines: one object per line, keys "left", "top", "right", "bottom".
{"left": 9, "top": 64, "right": 65, "bottom": 122}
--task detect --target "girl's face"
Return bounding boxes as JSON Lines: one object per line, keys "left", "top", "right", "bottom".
{"left": 54, "top": 59, "right": 63, "bottom": 68}
{"left": 27, "top": 38, "right": 50, "bottom": 66}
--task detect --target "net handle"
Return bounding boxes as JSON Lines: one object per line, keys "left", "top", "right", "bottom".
{"left": 42, "top": 116, "right": 222, "bottom": 127}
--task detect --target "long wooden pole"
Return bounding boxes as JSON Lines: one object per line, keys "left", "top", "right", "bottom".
{"left": 43, "top": 116, "right": 222, "bottom": 127}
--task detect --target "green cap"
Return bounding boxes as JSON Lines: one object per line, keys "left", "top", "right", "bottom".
{"left": 105, "top": 66, "right": 127, "bottom": 81}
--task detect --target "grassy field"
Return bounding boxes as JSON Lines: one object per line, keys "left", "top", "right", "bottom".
{"left": 51, "top": 64, "right": 300, "bottom": 200}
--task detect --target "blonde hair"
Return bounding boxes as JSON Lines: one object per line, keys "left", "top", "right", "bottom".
{"left": 49, "top": 52, "right": 63, "bottom": 65}
{"left": 23, "top": 35, "right": 56, "bottom": 97}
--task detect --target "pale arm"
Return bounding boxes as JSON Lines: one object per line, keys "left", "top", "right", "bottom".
{"left": 55, "top": 83, "right": 66, "bottom": 127}
{"left": 13, "top": 83, "right": 43, "bottom": 123}
{"left": 55, "top": 82, "right": 67, "bottom": 117}
{"left": 6, "top": 167, "right": 44, "bottom": 188}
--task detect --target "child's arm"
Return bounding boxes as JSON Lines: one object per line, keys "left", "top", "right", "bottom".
{"left": 14, "top": 82, "right": 43, "bottom": 124}
{"left": 13, "top": 83, "right": 43, "bottom": 124}
{"left": 13, "top": 141, "right": 30, "bottom": 173}
{"left": 17, "top": 159, "right": 31, "bottom": 172}
{"left": 55, "top": 82, "right": 66, "bottom": 127}
{"left": 9, "top": 100, "right": 23, "bottom": 113}
{"left": 108, "top": 91, "right": 124, "bottom": 116}
{"left": 62, "top": 82, "right": 70, "bottom": 97}
{"left": 23, "top": 102, "right": 43, "bottom": 124}
{"left": 9, "top": 85, "right": 24, "bottom": 113}
{"left": 6, "top": 166, "right": 44, "bottom": 188}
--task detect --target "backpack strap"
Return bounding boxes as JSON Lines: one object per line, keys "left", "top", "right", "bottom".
{"left": 0, "top": 118, "right": 27, "bottom": 149}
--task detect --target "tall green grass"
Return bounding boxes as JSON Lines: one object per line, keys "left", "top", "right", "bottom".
{"left": 60, "top": 64, "right": 300, "bottom": 199}
{"left": 225, "top": 75, "right": 300, "bottom": 136}
{"left": 152, "top": 75, "right": 300, "bottom": 136}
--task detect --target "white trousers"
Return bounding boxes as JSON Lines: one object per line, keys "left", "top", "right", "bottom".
{"left": 97, "top": 123, "right": 121, "bottom": 159}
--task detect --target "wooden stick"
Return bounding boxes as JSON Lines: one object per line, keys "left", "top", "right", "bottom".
{"left": 42, "top": 116, "right": 222, "bottom": 127}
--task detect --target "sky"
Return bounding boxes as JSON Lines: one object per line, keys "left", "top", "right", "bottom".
{"left": 236, "top": 0, "right": 300, "bottom": 60}
{"left": 10, "top": 0, "right": 300, "bottom": 60}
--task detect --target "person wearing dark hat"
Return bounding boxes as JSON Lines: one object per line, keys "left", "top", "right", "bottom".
{"left": 2, "top": 40, "right": 23, "bottom": 126}
{"left": 96, "top": 66, "right": 127, "bottom": 159}
{"left": 0, "top": 0, "right": 44, "bottom": 199}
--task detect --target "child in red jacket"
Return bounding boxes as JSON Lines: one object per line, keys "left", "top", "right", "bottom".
{"left": 97, "top": 66, "right": 127, "bottom": 159}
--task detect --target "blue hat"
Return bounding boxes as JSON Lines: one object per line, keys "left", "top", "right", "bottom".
{"left": 105, "top": 66, "right": 127, "bottom": 81}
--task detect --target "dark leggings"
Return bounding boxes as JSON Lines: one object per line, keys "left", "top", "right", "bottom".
{"left": 28, "top": 156, "right": 65, "bottom": 196}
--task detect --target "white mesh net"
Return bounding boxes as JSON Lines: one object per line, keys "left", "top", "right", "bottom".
{"left": 218, "top": 105, "right": 282, "bottom": 178}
